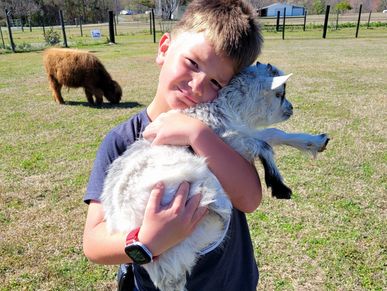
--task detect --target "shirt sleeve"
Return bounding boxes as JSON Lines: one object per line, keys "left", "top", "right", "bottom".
{"left": 83, "top": 110, "right": 149, "bottom": 204}
{"left": 83, "top": 130, "right": 127, "bottom": 204}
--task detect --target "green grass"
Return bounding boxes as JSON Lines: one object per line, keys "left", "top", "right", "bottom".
{"left": 1, "top": 27, "right": 386, "bottom": 290}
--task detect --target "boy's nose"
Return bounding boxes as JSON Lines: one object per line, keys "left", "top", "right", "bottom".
{"left": 188, "top": 73, "right": 206, "bottom": 97}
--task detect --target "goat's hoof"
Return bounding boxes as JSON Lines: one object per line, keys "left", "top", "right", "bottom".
{"left": 318, "top": 134, "right": 330, "bottom": 152}
{"left": 271, "top": 184, "right": 292, "bottom": 199}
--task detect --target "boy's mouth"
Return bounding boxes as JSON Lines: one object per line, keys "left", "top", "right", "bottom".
{"left": 178, "top": 86, "right": 198, "bottom": 105}
{"left": 184, "top": 95, "right": 198, "bottom": 105}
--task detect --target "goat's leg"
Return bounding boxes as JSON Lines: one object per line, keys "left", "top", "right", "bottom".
{"left": 254, "top": 128, "right": 330, "bottom": 157}
{"left": 243, "top": 138, "right": 292, "bottom": 199}
{"left": 93, "top": 89, "right": 104, "bottom": 105}
{"left": 84, "top": 88, "right": 95, "bottom": 105}
{"left": 48, "top": 75, "right": 64, "bottom": 104}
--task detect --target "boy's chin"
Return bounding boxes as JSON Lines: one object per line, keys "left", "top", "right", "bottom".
{"left": 169, "top": 100, "right": 191, "bottom": 111}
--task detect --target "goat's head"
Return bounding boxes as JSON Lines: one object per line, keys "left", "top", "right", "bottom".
{"left": 217, "top": 62, "right": 293, "bottom": 128}
{"left": 104, "top": 80, "right": 122, "bottom": 104}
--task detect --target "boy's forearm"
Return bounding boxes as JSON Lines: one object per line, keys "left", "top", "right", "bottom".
{"left": 83, "top": 202, "right": 130, "bottom": 265}
{"left": 83, "top": 187, "right": 206, "bottom": 264}
{"left": 191, "top": 126, "right": 262, "bottom": 213}
{"left": 83, "top": 223, "right": 129, "bottom": 264}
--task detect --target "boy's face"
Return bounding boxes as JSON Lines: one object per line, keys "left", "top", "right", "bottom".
{"left": 152, "top": 32, "right": 234, "bottom": 115}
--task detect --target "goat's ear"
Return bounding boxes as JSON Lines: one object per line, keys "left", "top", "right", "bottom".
{"left": 271, "top": 73, "right": 293, "bottom": 90}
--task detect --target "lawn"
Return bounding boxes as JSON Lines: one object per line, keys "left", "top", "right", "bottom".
{"left": 0, "top": 26, "right": 386, "bottom": 290}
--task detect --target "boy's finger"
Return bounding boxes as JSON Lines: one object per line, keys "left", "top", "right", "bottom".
{"left": 147, "top": 182, "right": 165, "bottom": 211}
{"left": 191, "top": 206, "right": 208, "bottom": 228}
{"left": 172, "top": 181, "right": 190, "bottom": 211}
{"left": 142, "top": 130, "right": 156, "bottom": 142}
{"left": 184, "top": 193, "right": 202, "bottom": 215}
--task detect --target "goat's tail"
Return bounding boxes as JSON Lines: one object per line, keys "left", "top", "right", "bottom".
{"left": 257, "top": 141, "right": 292, "bottom": 199}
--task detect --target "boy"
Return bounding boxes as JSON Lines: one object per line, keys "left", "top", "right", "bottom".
{"left": 83, "top": 0, "right": 264, "bottom": 290}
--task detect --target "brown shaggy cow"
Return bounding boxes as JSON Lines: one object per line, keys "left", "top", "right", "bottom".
{"left": 43, "top": 48, "right": 122, "bottom": 105}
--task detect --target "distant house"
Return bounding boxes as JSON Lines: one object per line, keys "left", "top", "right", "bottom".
{"left": 257, "top": 3, "right": 305, "bottom": 17}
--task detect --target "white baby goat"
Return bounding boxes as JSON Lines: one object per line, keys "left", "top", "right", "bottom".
{"left": 101, "top": 62, "right": 329, "bottom": 291}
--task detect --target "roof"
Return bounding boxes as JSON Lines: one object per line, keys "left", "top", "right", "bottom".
{"left": 259, "top": 3, "right": 305, "bottom": 10}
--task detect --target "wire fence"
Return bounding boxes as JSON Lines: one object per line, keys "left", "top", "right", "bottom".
{"left": 260, "top": 11, "right": 387, "bottom": 30}
{"left": 0, "top": 14, "right": 156, "bottom": 52}
{"left": 1, "top": 9, "right": 386, "bottom": 54}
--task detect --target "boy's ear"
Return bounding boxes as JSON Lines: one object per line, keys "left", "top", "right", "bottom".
{"left": 156, "top": 33, "right": 171, "bottom": 66}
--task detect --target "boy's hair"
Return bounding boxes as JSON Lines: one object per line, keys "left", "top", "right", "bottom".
{"left": 171, "top": 0, "right": 263, "bottom": 73}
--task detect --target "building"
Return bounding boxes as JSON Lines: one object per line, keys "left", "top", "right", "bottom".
{"left": 258, "top": 3, "right": 306, "bottom": 17}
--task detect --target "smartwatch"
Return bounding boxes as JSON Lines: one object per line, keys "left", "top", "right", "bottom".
{"left": 124, "top": 227, "right": 153, "bottom": 265}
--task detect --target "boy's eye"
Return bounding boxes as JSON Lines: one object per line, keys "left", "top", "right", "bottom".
{"left": 187, "top": 58, "right": 198, "bottom": 70}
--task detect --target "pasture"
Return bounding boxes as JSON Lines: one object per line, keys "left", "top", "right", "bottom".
{"left": 0, "top": 27, "right": 386, "bottom": 290}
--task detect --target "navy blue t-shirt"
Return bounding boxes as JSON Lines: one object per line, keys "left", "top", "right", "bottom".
{"left": 84, "top": 109, "right": 259, "bottom": 290}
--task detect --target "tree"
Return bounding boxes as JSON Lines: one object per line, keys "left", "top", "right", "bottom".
{"left": 0, "top": 0, "right": 40, "bottom": 26}
{"left": 335, "top": 0, "right": 352, "bottom": 13}
{"left": 125, "top": 0, "right": 155, "bottom": 12}
{"left": 156, "top": 0, "right": 181, "bottom": 19}
{"left": 138, "top": 0, "right": 156, "bottom": 8}
{"left": 249, "top": 0, "right": 274, "bottom": 9}
{"left": 379, "top": 0, "right": 387, "bottom": 10}
{"left": 311, "top": 0, "right": 326, "bottom": 14}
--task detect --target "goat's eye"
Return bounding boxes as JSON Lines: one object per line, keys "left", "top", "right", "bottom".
{"left": 276, "top": 92, "right": 282, "bottom": 98}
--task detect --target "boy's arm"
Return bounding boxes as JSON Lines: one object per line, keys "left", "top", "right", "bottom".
{"left": 143, "top": 112, "right": 262, "bottom": 213}
{"left": 83, "top": 182, "right": 207, "bottom": 264}
{"left": 191, "top": 126, "right": 262, "bottom": 212}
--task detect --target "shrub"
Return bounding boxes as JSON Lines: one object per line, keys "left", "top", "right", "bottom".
{"left": 16, "top": 42, "right": 32, "bottom": 51}
{"left": 44, "top": 27, "right": 61, "bottom": 46}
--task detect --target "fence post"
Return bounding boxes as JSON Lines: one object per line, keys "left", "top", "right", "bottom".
{"left": 152, "top": 9, "right": 156, "bottom": 43}
{"left": 59, "top": 10, "right": 68, "bottom": 47}
{"left": 282, "top": 8, "right": 286, "bottom": 40}
{"left": 335, "top": 10, "right": 339, "bottom": 30}
{"left": 115, "top": 0, "right": 119, "bottom": 24}
{"left": 149, "top": 11, "right": 152, "bottom": 34}
{"left": 355, "top": 4, "right": 362, "bottom": 38}
{"left": 79, "top": 15, "right": 83, "bottom": 37}
{"left": 367, "top": 11, "right": 372, "bottom": 29}
{"left": 5, "top": 9, "right": 15, "bottom": 52}
{"left": 276, "top": 11, "right": 280, "bottom": 32}
{"left": 42, "top": 14, "right": 46, "bottom": 36}
{"left": 303, "top": 10, "right": 307, "bottom": 31}
{"left": 322, "top": 5, "right": 330, "bottom": 39}
{"left": 108, "top": 11, "right": 115, "bottom": 43}
{"left": 114, "top": 12, "right": 117, "bottom": 36}
{"left": 0, "top": 26, "right": 5, "bottom": 49}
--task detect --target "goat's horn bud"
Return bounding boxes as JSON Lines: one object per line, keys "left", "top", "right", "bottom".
{"left": 271, "top": 73, "right": 293, "bottom": 90}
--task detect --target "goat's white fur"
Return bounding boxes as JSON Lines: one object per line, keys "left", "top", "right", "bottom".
{"left": 101, "top": 63, "right": 329, "bottom": 291}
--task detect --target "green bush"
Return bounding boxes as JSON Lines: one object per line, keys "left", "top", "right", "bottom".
{"left": 44, "top": 28, "right": 61, "bottom": 46}
{"left": 16, "top": 42, "right": 32, "bottom": 51}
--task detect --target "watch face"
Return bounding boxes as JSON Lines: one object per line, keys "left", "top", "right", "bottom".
{"left": 125, "top": 244, "right": 152, "bottom": 265}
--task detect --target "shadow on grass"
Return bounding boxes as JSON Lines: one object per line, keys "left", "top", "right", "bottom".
{"left": 65, "top": 101, "right": 144, "bottom": 109}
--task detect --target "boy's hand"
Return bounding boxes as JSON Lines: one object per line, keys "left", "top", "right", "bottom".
{"left": 138, "top": 181, "right": 208, "bottom": 257}
{"left": 143, "top": 111, "right": 206, "bottom": 146}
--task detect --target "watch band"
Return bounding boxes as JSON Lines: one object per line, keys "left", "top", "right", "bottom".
{"left": 125, "top": 227, "right": 157, "bottom": 261}
{"left": 125, "top": 227, "right": 141, "bottom": 245}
